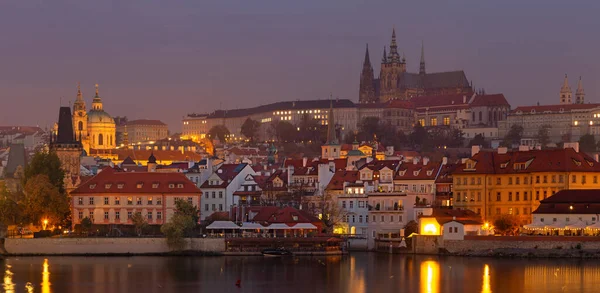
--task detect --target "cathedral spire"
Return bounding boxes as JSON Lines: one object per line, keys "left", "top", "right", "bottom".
{"left": 359, "top": 44, "right": 376, "bottom": 103}
{"left": 382, "top": 47, "right": 387, "bottom": 63}
{"left": 576, "top": 76, "right": 585, "bottom": 104}
{"left": 76, "top": 82, "right": 83, "bottom": 100}
{"left": 388, "top": 28, "right": 400, "bottom": 63}
{"left": 326, "top": 97, "right": 338, "bottom": 145}
{"left": 363, "top": 44, "right": 371, "bottom": 68}
{"left": 419, "top": 41, "right": 426, "bottom": 75}
{"left": 559, "top": 74, "right": 572, "bottom": 104}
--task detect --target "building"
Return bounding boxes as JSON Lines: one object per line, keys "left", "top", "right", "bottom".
{"left": 417, "top": 208, "right": 484, "bottom": 240}
{"left": 0, "top": 126, "right": 47, "bottom": 150}
{"left": 499, "top": 75, "right": 593, "bottom": 143}
{"left": 118, "top": 119, "right": 168, "bottom": 144}
{"left": 70, "top": 167, "right": 202, "bottom": 228}
{"left": 199, "top": 163, "right": 255, "bottom": 220}
{"left": 453, "top": 145, "right": 600, "bottom": 223}
{"left": 72, "top": 83, "right": 116, "bottom": 153}
{"left": 529, "top": 189, "right": 600, "bottom": 235}
{"left": 51, "top": 107, "right": 83, "bottom": 179}
{"left": 358, "top": 30, "right": 472, "bottom": 103}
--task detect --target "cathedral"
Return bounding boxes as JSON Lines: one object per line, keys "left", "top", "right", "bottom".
{"left": 359, "top": 29, "right": 473, "bottom": 103}
{"left": 72, "top": 83, "right": 116, "bottom": 154}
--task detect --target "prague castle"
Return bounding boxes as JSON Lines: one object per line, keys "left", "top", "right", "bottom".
{"left": 359, "top": 29, "right": 473, "bottom": 103}
{"left": 72, "top": 83, "right": 116, "bottom": 154}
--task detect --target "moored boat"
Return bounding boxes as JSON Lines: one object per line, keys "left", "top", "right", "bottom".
{"left": 261, "top": 248, "right": 293, "bottom": 257}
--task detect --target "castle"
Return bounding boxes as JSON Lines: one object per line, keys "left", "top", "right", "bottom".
{"left": 359, "top": 29, "right": 473, "bottom": 103}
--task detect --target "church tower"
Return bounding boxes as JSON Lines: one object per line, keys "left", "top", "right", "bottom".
{"left": 51, "top": 106, "right": 83, "bottom": 179}
{"left": 379, "top": 28, "right": 407, "bottom": 103}
{"left": 72, "top": 82, "right": 89, "bottom": 153}
{"left": 359, "top": 44, "right": 376, "bottom": 103}
{"left": 560, "top": 74, "right": 572, "bottom": 104}
{"left": 576, "top": 76, "right": 585, "bottom": 104}
{"left": 321, "top": 100, "right": 341, "bottom": 159}
{"left": 419, "top": 41, "right": 426, "bottom": 75}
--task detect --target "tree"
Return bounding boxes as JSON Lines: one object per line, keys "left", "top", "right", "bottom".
{"left": 131, "top": 212, "right": 148, "bottom": 236}
{"left": 302, "top": 192, "right": 347, "bottom": 234}
{"left": 240, "top": 118, "right": 261, "bottom": 142}
{"left": 536, "top": 125, "right": 552, "bottom": 149}
{"left": 208, "top": 125, "right": 230, "bottom": 142}
{"left": 468, "top": 134, "right": 489, "bottom": 148}
{"left": 22, "top": 174, "right": 70, "bottom": 227}
{"left": 493, "top": 214, "right": 521, "bottom": 236}
{"left": 273, "top": 121, "right": 296, "bottom": 142}
{"left": 502, "top": 124, "right": 524, "bottom": 147}
{"left": 579, "top": 134, "right": 597, "bottom": 153}
{"left": 0, "top": 187, "right": 22, "bottom": 226}
{"left": 410, "top": 123, "right": 431, "bottom": 150}
{"left": 297, "top": 114, "right": 323, "bottom": 143}
{"left": 160, "top": 198, "right": 200, "bottom": 250}
{"left": 80, "top": 217, "right": 93, "bottom": 235}
{"left": 23, "top": 151, "right": 65, "bottom": 194}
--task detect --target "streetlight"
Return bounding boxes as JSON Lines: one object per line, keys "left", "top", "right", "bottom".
{"left": 43, "top": 219, "right": 48, "bottom": 230}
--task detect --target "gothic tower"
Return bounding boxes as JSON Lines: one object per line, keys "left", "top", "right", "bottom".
{"left": 72, "top": 82, "right": 89, "bottom": 153}
{"left": 51, "top": 106, "right": 82, "bottom": 179}
{"left": 560, "top": 74, "right": 572, "bottom": 104}
{"left": 379, "top": 28, "right": 407, "bottom": 102}
{"left": 359, "top": 44, "right": 376, "bottom": 103}
{"left": 321, "top": 100, "right": 341, "bottom": 159}
{"left": 419, "top": 41, "right": 426, "bottom": 75}
{"left": 576, "top": 76, "right": 585, "bottom": 104}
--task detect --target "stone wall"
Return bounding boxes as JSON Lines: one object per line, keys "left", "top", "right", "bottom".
{"left": 444, "top": 236, "right": 600, "bottom": 253}
{"left": 413, "top": 235, "right": 443, "bottom": 254}
{"left": 4, "top": 238, "right": 225, "bottom": 255}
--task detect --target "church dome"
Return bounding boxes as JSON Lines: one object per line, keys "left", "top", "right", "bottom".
{"left": 88, "top": 109, "right": 115, "bottom": 124}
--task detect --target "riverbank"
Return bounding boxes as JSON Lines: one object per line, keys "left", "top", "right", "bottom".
{"left": 447, "top": 248, "right": 600, "bottom": 258}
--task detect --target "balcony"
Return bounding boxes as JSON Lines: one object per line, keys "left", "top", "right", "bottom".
{"left": 368, "top": 205, "right": 404, "bottom": 212}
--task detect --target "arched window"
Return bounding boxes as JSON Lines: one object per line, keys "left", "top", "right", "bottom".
{"left": 109, "top": 135, "right": 113, "bottom": 146}
{"left": 479, "top": 111, "right": 482, "bottom": 122}
{"left": 78, "top": 121, "right": 83, "bottom": 131}
{"left": 98, "top": 134, "right": 104, "bottom": 146}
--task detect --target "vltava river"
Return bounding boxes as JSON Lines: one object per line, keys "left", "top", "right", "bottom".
{"left": 2, "top": 253, "right": 600, "bottom": 292}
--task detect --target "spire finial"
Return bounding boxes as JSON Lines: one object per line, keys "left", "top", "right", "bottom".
{"left": 363, "top": 43, "right": 371, "bottom": 67}
{"left": 389, "top": 27, "right": 400, "bottom": 63}
{"left": 95, "top": 83, "right": 99, "bottom": 96}
{"left": 419, "top": 40, "right": 426, "bottom": 75}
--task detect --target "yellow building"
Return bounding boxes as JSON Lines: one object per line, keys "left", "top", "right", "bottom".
{"left": 453, "top": 146, "right": 600, "bottom": 223}
{"left": 72, "top": 83, "right": 116, "bottom": 153}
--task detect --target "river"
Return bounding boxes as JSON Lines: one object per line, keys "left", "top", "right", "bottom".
{"left": 2, "top": 253, "right": 599, "bottom": 293}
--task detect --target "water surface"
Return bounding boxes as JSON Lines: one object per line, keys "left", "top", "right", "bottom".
{"left": 2, "top": 254, "right": 600, "bottom": 292}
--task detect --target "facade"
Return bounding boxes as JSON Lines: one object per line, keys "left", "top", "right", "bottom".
{"left": 359, "top": 30, "right": 472, "bottom": 103}
{"left": 51, "top": 107, "right": 83, "bottom": 179}
{"left": 72, "top": 83, "right": 116, "bottom": 153}
{"left": 453, "top": 146, "right": 600, "bottom": 223}
{"left": 499, "top": 75, "right": 592, "bottom": 143}
{"left": 119, "top": 119, "right": 168, "bottom": 144}
{"left": 531, "top": 189, "right": 600, "bottom": 235}
{"left": 70, "top": 167, "right": 202, "bottom": 227}
{"left": 199, "top": 163, "right": 255, "bottom": 220}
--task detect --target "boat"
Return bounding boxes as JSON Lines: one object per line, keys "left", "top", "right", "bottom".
{"left": 261, "top": 248, "right": 293, "bottom": 257}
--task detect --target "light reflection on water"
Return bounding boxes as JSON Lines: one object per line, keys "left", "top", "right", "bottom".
{"left": 2, "top": 254, "right": 600, "bottom": 293}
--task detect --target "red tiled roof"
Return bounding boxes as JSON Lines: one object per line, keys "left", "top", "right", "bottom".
{"left": 512, "top": 103, "right": 600, "bottom": 114}
{"left": 435, "top": 163, "right": 459, "bottom": 183}
{"left": 252, "top": 206, "right": 320, "bottom": 224}
{"left": 360, "top": 159, "right": 401, "bottom": 172}
{"left": 533, "top": 189, "right": 600, "bottom": 214}
{"left": 71, "top": 167, "right": 201, "bottom": 194}
{"left": 200, "top": 163, "right": 248, "bottom": 188}
{"left": 126, "top": 119, "right": 167, "bottom": 126}
{"left": 395, "top": 161, "right": 441, "bottom": 180}
{"left": 455, "top": 148, "right": 600, "bottom": 174}
{"left": 410, "top": 94, "right": 470, "bottom": 109}
{"left": 326, "top": 170, "right": 359, "bottom": 190}
{"left": 90, "top": 149, "right": 202, "bottom": 162}
{"left": 468, "top": 94, "right": 510, "bottom": 107}
{"left": 420, "top": 208, "right": 482, "bottom": 225}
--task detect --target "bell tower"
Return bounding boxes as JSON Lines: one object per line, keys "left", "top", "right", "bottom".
{"left": 72, "top": 82, "right": 90, "bottom": 153}
{"left": 559, "top": 74, "right": 572, "bottom": 104}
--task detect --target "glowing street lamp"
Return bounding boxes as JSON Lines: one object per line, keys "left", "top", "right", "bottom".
{"left": 43, "top": 219, "right": 48, "bottom": 230}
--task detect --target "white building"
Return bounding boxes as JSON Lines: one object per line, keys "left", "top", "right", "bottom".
{"left": 199, "top": 163, "right": 255, "bottom": 220}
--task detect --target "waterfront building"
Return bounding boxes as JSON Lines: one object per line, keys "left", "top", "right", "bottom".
{"left": 453, "top": 144, "right": 600, "bottom": 223}
{"left": 117, "top": 119, "right": 168, "bottom": 144}
{"left": 529, "top": 189, "right": 600, "bottom": 235}
{"left": 72, "top": 83, "right": 117, "bottom": 154}
{"left": 358, "top": 31, "right": 472, "bottom": 103}
{"left": 434, "top": 160, "right": 458, "bottom": 207}
{"left": 199, "top": 163, "right": 255, "bottom": 220}
{"left": 393, "top": 157, "right": 442, "bottom": 200}
{"left": 367, "top": 191, "right": 424, "bottom": 249}
{"left": 70, "top": 167, "right": 202, "bottom": 228}
{"left": 499, "top": 75, "right": 595, "bottom": 144}
{"left": 417, "top": 208, "right": 484, "bottom": 240}
{"left": 325, "top": 170, "right": 366, "bottom": 235}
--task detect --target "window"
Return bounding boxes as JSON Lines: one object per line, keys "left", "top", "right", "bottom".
{"left": 188, "top": 197, "right": 193, "bottom": 205}
{"left": 342, "top": 201, "right": 346, "bottom": 208}
{"left": 104, "top": 197, "right": 109, "bottom": 205}
{"left": 89, "top": 197, "right": 95, "bottom": 205}
{"left": 536, "top": 191, "right": 540, "bottom": 200}
{"left": 418, "top": 119, "right": 425, "bottom": 126}
{"left": 127, "top": 211, "right": 132, "bottom": 219}
{"left": 524, "top": 177, "right": 529, "bottom": 184}
{"left": 157, "top": 212, "right": 162, "bottom": 220}
{"left": 524, "top": 208, "right": 528, "bottom": 215}
{"left": 169, "top": 184, "right": 175, "bottom": 188}
{"left": 381, "top": 216, "right": 384, "bottom": 222}
{"left": 524, "top": 192, "right": 528, "bottom": 201}
{"left": 152, "top": 183, "right": 159, "bottom": 188}
{"left": 471, "top": 178, "right": 475, "bottom": 185}
{"left": 390, "top": 215, "right": 394, "bottom": 222}
{"left": 516, "top": 192, "right": 520, "bottom": 201}
{"left": 105, "top": 184, "right": 111, "bottom": 189}
{"left": 508, "top": 192, "right": 512, "bottom": 201}
{"left": 352, "top": 215, "right": 356, "bottom": 223}
{"left": 127, "top": 197, "right": 133, "bottom": 205}
{"left": 115, "top": 197, "right": 120, "bottom": 205}
{"left": 372, "top": 215, "right": 376, "bottom": 222}
{"left": 535, "top": 176, "right": 540, "bottom": 184}
{"left": 430, "top": 117, "right": 437, "bottom": 126}
{"left": 543, "top": 176, "right": 547, "bottom": 183}
{"left": 212, "top": 204, "right": 216, "bottom": 211}
{"left": 136, "top": 197, "right": 142, "bottom": 205}
{"left": 443, "top": 117, "right": 450, "bottom": 125}
{"left": 463, "top": 178, "right": 467, "bottom": 185}
{"left": 496, "top": 178, "right": 501, "bottom": 185}
{"left": 117, "top": 184, "right": 124, "bottom": 189}
{"left": 559, "top": 175, "right": 564, "bottom": 183}
{"left": 508, "top": 177, "right": 513, "bottom": 185}
{"left": 496, "top": 192, "right": 501, "bottom": 201}
{"left": 595, "top": 176, "right": 598, "bottom": 184}
{"left": 136, "top": 183, "right": 143, "bottom": 189}
{"left": 551, "top": 175, "right": 556, "bottom": 183}
{"left": 205, "top": 204, "right": 209, "bottom": 211}
{"left": 358, "top": 201, "right": 365, "bottom": 208}
{"left": 219, "top": 191, "right": 223, "bottom": 198}
{"left": 205, "top": 192, "right": 209, "bottom": 199}
{"left": 359, "top": 215, "right": 363, "bottom": 223}
{"left": 349, "top": 201, "right": 354, "bottom": 209}
{"left": 515, "top": 177, "right": 520, "bottom": 185}
{"left": 212, "top": 192, "right": 216, "bottom": 198}
{"left": 477, "top": 192, "right": 481, "bottom": 202}
{"left": 582, "top": 175, "right": 587, "bottom": 184}
{"left": 104, "top": 212, "right": 109, "bottom": 220}
{"left": 219, "top": 204, "right": 223, "bottom": 211}
{"left": 147, "top": 212, "right": 153, "bottom": 220}
{"left": 157, "top": 197, "right": 162, "bottom": 205}
{"left": 477, "top": 178, "right": 482, "bottom": 185}
{"left": 496, "top": 208, "right": 501, "bottom": 215}
{"left": 78, "top": 211, "right": 83, "bottom": 219}
{"left": 78, "top": 197, "right": 83, "bottom": 205}
{"left": 543, "top": 191, "right": 547, "bottom": 199}
{"left": 115, "top": 211, "right": 120, "bottom": 220}
{"left": 572, "top": 175, "right": 577, "bottom": 183}
{"left": 454, "top": 227, "right": 458, "bottom": 233}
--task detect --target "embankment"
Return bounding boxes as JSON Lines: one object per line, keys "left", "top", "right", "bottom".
{"left": 2, "top": 238, "right": 225, "bottom": 256}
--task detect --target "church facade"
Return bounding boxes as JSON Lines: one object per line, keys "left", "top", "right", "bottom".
{"left": 359, "top": 29, "right": 473, "bottom": 103}
{"left": 72, "top": 83, "right": 116, "bottom": 154}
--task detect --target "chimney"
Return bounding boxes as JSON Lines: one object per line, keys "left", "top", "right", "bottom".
{"left": 563, "top": 142, "right": 580, "bottom": 153}
{"left": 518, "top": 145, "right": 530, "bottom": 152}
{"left": 471, "top": 145, "right": 481, "bottom": 157}
{"left": 422, "top": 157, "right": 429, "bottom": 166}
{"left": 442, "top": 157, "right": 448, "bottom": 165}
{"left": 287, "top": 165, "right": 294, "bottom": 185}
{"left": 412, "top": 157, "right": 419, "bottom": 165}
{"left": 497, "top": 147, "right": 508, "bottom": 154}
{"left": 302, "top": 157, "right": 308, "bottom": 167}
{"left": 595, "top": 154, "right": 600, "bottom": 163}
{"left": 463, "top": 95, "right": 466, "bottom": 103}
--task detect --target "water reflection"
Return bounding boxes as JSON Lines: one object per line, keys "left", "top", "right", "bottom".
{"left": 3, "top": 263, "right": 14, "bottom": 293}
{"left": 420, "top": 260, "right": 439, "bottom": 293}
{"left": 42, "top": 258, "right": 51, "bottom": 293}
{"left": 482, "top": 264, "right": 491, "bottom": 293}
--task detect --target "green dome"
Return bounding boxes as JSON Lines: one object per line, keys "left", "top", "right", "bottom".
{"left": 347, "top": 149, "right": 365, "bottom": 156}
{"left": 88, "top": 109, "right": 115, "bottom": 124}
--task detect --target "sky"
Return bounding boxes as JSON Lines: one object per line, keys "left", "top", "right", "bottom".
{"left": 1, "top": 0, "right": 599, "bottom": 132}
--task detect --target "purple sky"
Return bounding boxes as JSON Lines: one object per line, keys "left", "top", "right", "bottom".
{"left": 1, "top": 1, "right": 599, "bottom": 132}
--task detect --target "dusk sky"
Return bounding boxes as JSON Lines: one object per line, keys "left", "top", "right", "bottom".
{"left": 1, "top": 1, "right": 599, "bottom": 131}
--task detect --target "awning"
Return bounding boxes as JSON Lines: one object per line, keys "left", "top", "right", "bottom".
{"left": 544, "top": 221, "right": 565, "bottom": 229}
{"left": 240, "top": 222, "right": 265, "bottom": 230}
{"left": 523, "top": 221, "right": 546, "bottom": 229}
{"left": 206, "top": 221, "right": 240, "bottom": 230}
{"left": 586, "top": 222, "right": 600, "bottom": 230}
{"left": 289, "top": 223, "right": 318, "bottom": 230}
{"left": 267, "top": 223, "right": 291, "bottom": 230}
{"left": 565, "top": 220, "right": 587, "bottom": 229}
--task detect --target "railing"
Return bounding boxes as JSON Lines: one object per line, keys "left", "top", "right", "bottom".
{"left": 368, "top": 206, "right": 404, "bottom": 211}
